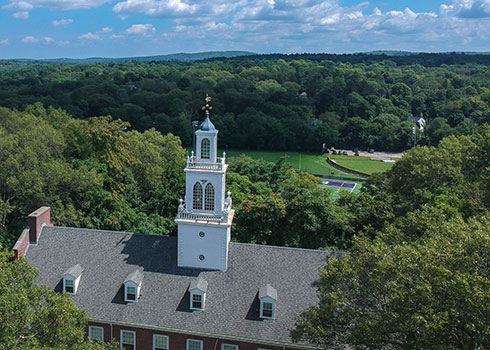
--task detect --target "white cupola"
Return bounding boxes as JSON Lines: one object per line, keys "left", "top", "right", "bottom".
{"left": 175, "top": 94, "right": 234, "bottom": 271}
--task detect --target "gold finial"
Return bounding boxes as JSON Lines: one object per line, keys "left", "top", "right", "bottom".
{"left": 201, "top": 93, "right": 212, "bottom": 115}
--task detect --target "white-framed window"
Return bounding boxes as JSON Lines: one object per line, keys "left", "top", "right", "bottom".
{"left": 222, "top": 344, "right": 238, "bottom": 350}
{"left": 187, "top": 339, "right": 203, "bottom": 350}
{"left": 260, "top": 299, "right": 275, "bottom": 319}
{"left": 64, "top": 278, "right": 74, "bottom": 294}
{"left": 121, "top": 330, "right": 136, "bottom": 350}
{"left": 125, "top": 285, "right": 137, "bottom": 302}
{"left": 204, "top": 183, "right": 214, "bottom": 211}
{"left": 193, "top": 182, "right": 203, "bottom": 210}
{"left": 89, "top": 325, "right": 104, "bottom": 342}
{"left": 153, "top": 334, "right": 169, "bottom": 350}
{"left": 192, "top": 293, "right": 202, "bottom": 310}
{"left": 201, "top": 138, "right": 210, "bottom": 159}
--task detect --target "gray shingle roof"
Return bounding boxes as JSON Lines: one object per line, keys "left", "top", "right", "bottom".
{"left": 189, "top": 276, "right": 208, "bottom": 293}
{"left": 259, "top": 284, "right": 277, "bottom": 301}
{"left": 26, "top": 226, "right": 338, "bottom": 346}
{"left": 64, "top": 263, "right": 83, "bottom": 278}
{"left": 125, "top": 269, "right": 143, "bottom": 285}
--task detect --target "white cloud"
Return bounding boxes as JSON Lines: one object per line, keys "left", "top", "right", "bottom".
{"left": 53, "top": 18, "right": 73, "bottom": 26}
{"left": 43, "top": 36, "right": 54, "bottom": 43}
{"left": 113, "top": 0, "right": 198, "bottom": 17}
{"left": 101, "top": 27, "right": 112, "bottom": 32}
{"left": 21, "top": 36, "right": 38, "bottom": 43}
{"left": 441, "top": 0, "right": 490, "bottom": 18}
{"left": 4, "top": 0, "right": 111, "bottom": 18}
{"left": 13, "top": 11, "right": 29, "bottom": 18}
{"left": 0, "top": 39, "right": 9, "bottom": 45}
{"left": 125, "top": 23, "right": 156, "bottom": 35}
{"left": 4, "top": 1, "right": 32, "bottom": 18}
{"left": 79, "top": 32, "right": 101, "bottom": 40}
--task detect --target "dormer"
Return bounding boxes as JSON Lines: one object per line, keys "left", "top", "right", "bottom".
{"left": 63, "top": 264, "right": 83, "bottom": 295}
{"left": 124, "top": 270, "right": 143, "bottom": 303}
{"left": 189, "top": 276, "right": 208, "bottom": 311}
{"left": 259, "top": 284, "right": 277, "bottom": 319}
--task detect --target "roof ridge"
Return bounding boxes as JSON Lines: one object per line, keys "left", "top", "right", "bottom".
{"left": 230, "top": 241, "right": 343, "bottom": 254}
{"left": 46, "top": 226, "right": 343, "bottom": 254}
{"left": 47, "top": 225, "right": 175, "bottom": 239}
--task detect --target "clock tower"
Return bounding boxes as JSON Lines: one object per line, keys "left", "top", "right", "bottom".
{"left": 175, "top": 95, "right": 234, "bottom": 271}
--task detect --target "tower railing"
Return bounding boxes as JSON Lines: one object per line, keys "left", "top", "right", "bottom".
{"left": 176, "top": 193, "right": 232, "bottom": 223}
{"left": 185, "top": 153, "right": 226, "bottom": 171}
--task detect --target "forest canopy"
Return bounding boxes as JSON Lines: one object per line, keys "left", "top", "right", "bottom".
{"left": 1, "top": 57, "right": 489, "bottom": 152}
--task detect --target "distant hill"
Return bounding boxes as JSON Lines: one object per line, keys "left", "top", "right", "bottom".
{"left": 217, "top": 52, "right": 490, "bottom": 66}
{"left": 366, "top": 50, "right": 490, "bottom": 56}
{"left": 0, "top": 51, "right": 256, "bottom": 65}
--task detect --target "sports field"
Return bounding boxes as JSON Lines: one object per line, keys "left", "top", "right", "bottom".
{"left": 329, "top": 155, "right": 395, "bottom": 175}
{"left": 221, "top": 150, "right": 362, "bottom": 179}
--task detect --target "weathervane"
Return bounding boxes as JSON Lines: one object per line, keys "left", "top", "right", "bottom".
{"left": 202, "top": 93, "right": 212, "bottom": 116}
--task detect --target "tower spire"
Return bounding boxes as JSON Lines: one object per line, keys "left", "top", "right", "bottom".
{"left": 202, "top": 93, "right": 212, "bottom": 117}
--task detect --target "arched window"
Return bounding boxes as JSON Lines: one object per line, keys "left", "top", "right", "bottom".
{"left": 204, "top": 183, "right": 214, "bottom": 211}
{"left": 201, "top": 138, "right": 210, "bottom": 159}
{"left": 193, "top": 182, "right": 203, "bottom": 210}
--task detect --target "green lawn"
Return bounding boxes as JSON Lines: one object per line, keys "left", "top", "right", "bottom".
{"left": 220, "top": 149, "right": 362, "bottom": 180}
{"left": 330, "top": 155, "right": 395, "bottom": 175}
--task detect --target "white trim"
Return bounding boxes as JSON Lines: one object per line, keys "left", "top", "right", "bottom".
{"left": 120, "top": 330, "right": 136, "bottom": 350}
{"left": 187, "top": 339, "right": 203, "bottom": 350}
{"left": 124, "top": 281, "right": 139, "bottom": 303}
{"left": 259, "top": 299, "right": 275, "bottom": 319}
{"left": 153, "top": 334, "right": 169, "bottom": 350}
{"left": 190, "top": 290, "right": 205, "bottom": 311}
{"left": 222, "top": 344, "right": 239, "bottom": 350}
{"left": 89, "top": 325, "right": 104, "bottom": 342}
{"left": 63, "top": 276, "right": 75, "bottom": 294}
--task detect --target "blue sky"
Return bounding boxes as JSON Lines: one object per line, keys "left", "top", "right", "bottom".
{"left": 1, "top": 0, "right": 490, "bottom": 59}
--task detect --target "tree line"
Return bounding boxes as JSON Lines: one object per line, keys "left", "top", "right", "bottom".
{"left": 1, "top": 57, "right": 489, "bottom": 152}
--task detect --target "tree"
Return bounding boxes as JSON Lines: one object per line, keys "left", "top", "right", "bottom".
{"left": 292, "top": 210, "right": 490, "bottom": 350}
{"left": 234, "top": 169, "right": 341, "bottom": 249}
{"left": 0, "top": 250, "right": 118, "bottom": 350}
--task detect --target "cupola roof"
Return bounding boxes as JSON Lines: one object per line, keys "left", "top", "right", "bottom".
{"left": 198, "top": 115, "right": 216, "bottom": 131}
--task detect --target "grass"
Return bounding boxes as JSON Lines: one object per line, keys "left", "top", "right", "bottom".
{"left": 330, "top": 155, "right": 395, "bottom": 175}
{"left": 214, "top": 149, "right": 373, "bottom": 201}
{"left": 221, "top": 149, "right": 363, "bottom": 180}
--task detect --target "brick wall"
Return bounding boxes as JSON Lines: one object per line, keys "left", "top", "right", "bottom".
{"left": 28, "top": 206, "right": 52, "bottom": 243}
{"left": 13, "top": 228, "right": 30, "bottom": 258}
{"left": 88, "top": 321, "right": 305, "bottom": 350}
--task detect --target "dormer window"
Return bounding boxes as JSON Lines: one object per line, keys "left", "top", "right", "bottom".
{"left": 189, "top": 276, "right": 208, "bottom": 311}
{"left": 63, "top": 264, "right": 83, "bottom": 295}
{"left": 261, "top": 301, "right": 274, "bottom": 318}
{"left": 192, "top": 293, "right": 202, "bottom": 309}
{"left": 65, "top": 278, "right": 74, "bottom": 293}
{"left": 124, "top": 270, "right": 143, "bottom": 303}
{"left": 259, "top": 284, "right": 277, "bottom": 319}
{"left": 126, "top": 285, "right": 137, "bottom": 301}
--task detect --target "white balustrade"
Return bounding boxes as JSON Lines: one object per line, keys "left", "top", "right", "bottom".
{"left": 185, "top": 156, "right": 225, "bottom": 170}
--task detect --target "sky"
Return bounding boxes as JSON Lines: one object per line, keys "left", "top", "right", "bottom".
{"left": 0, "top": 0, "right": 490, "bottom": 59}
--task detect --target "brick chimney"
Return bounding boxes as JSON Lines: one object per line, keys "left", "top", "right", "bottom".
{"left": 28, "top": 207, "right": 52, "bottom": 244}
